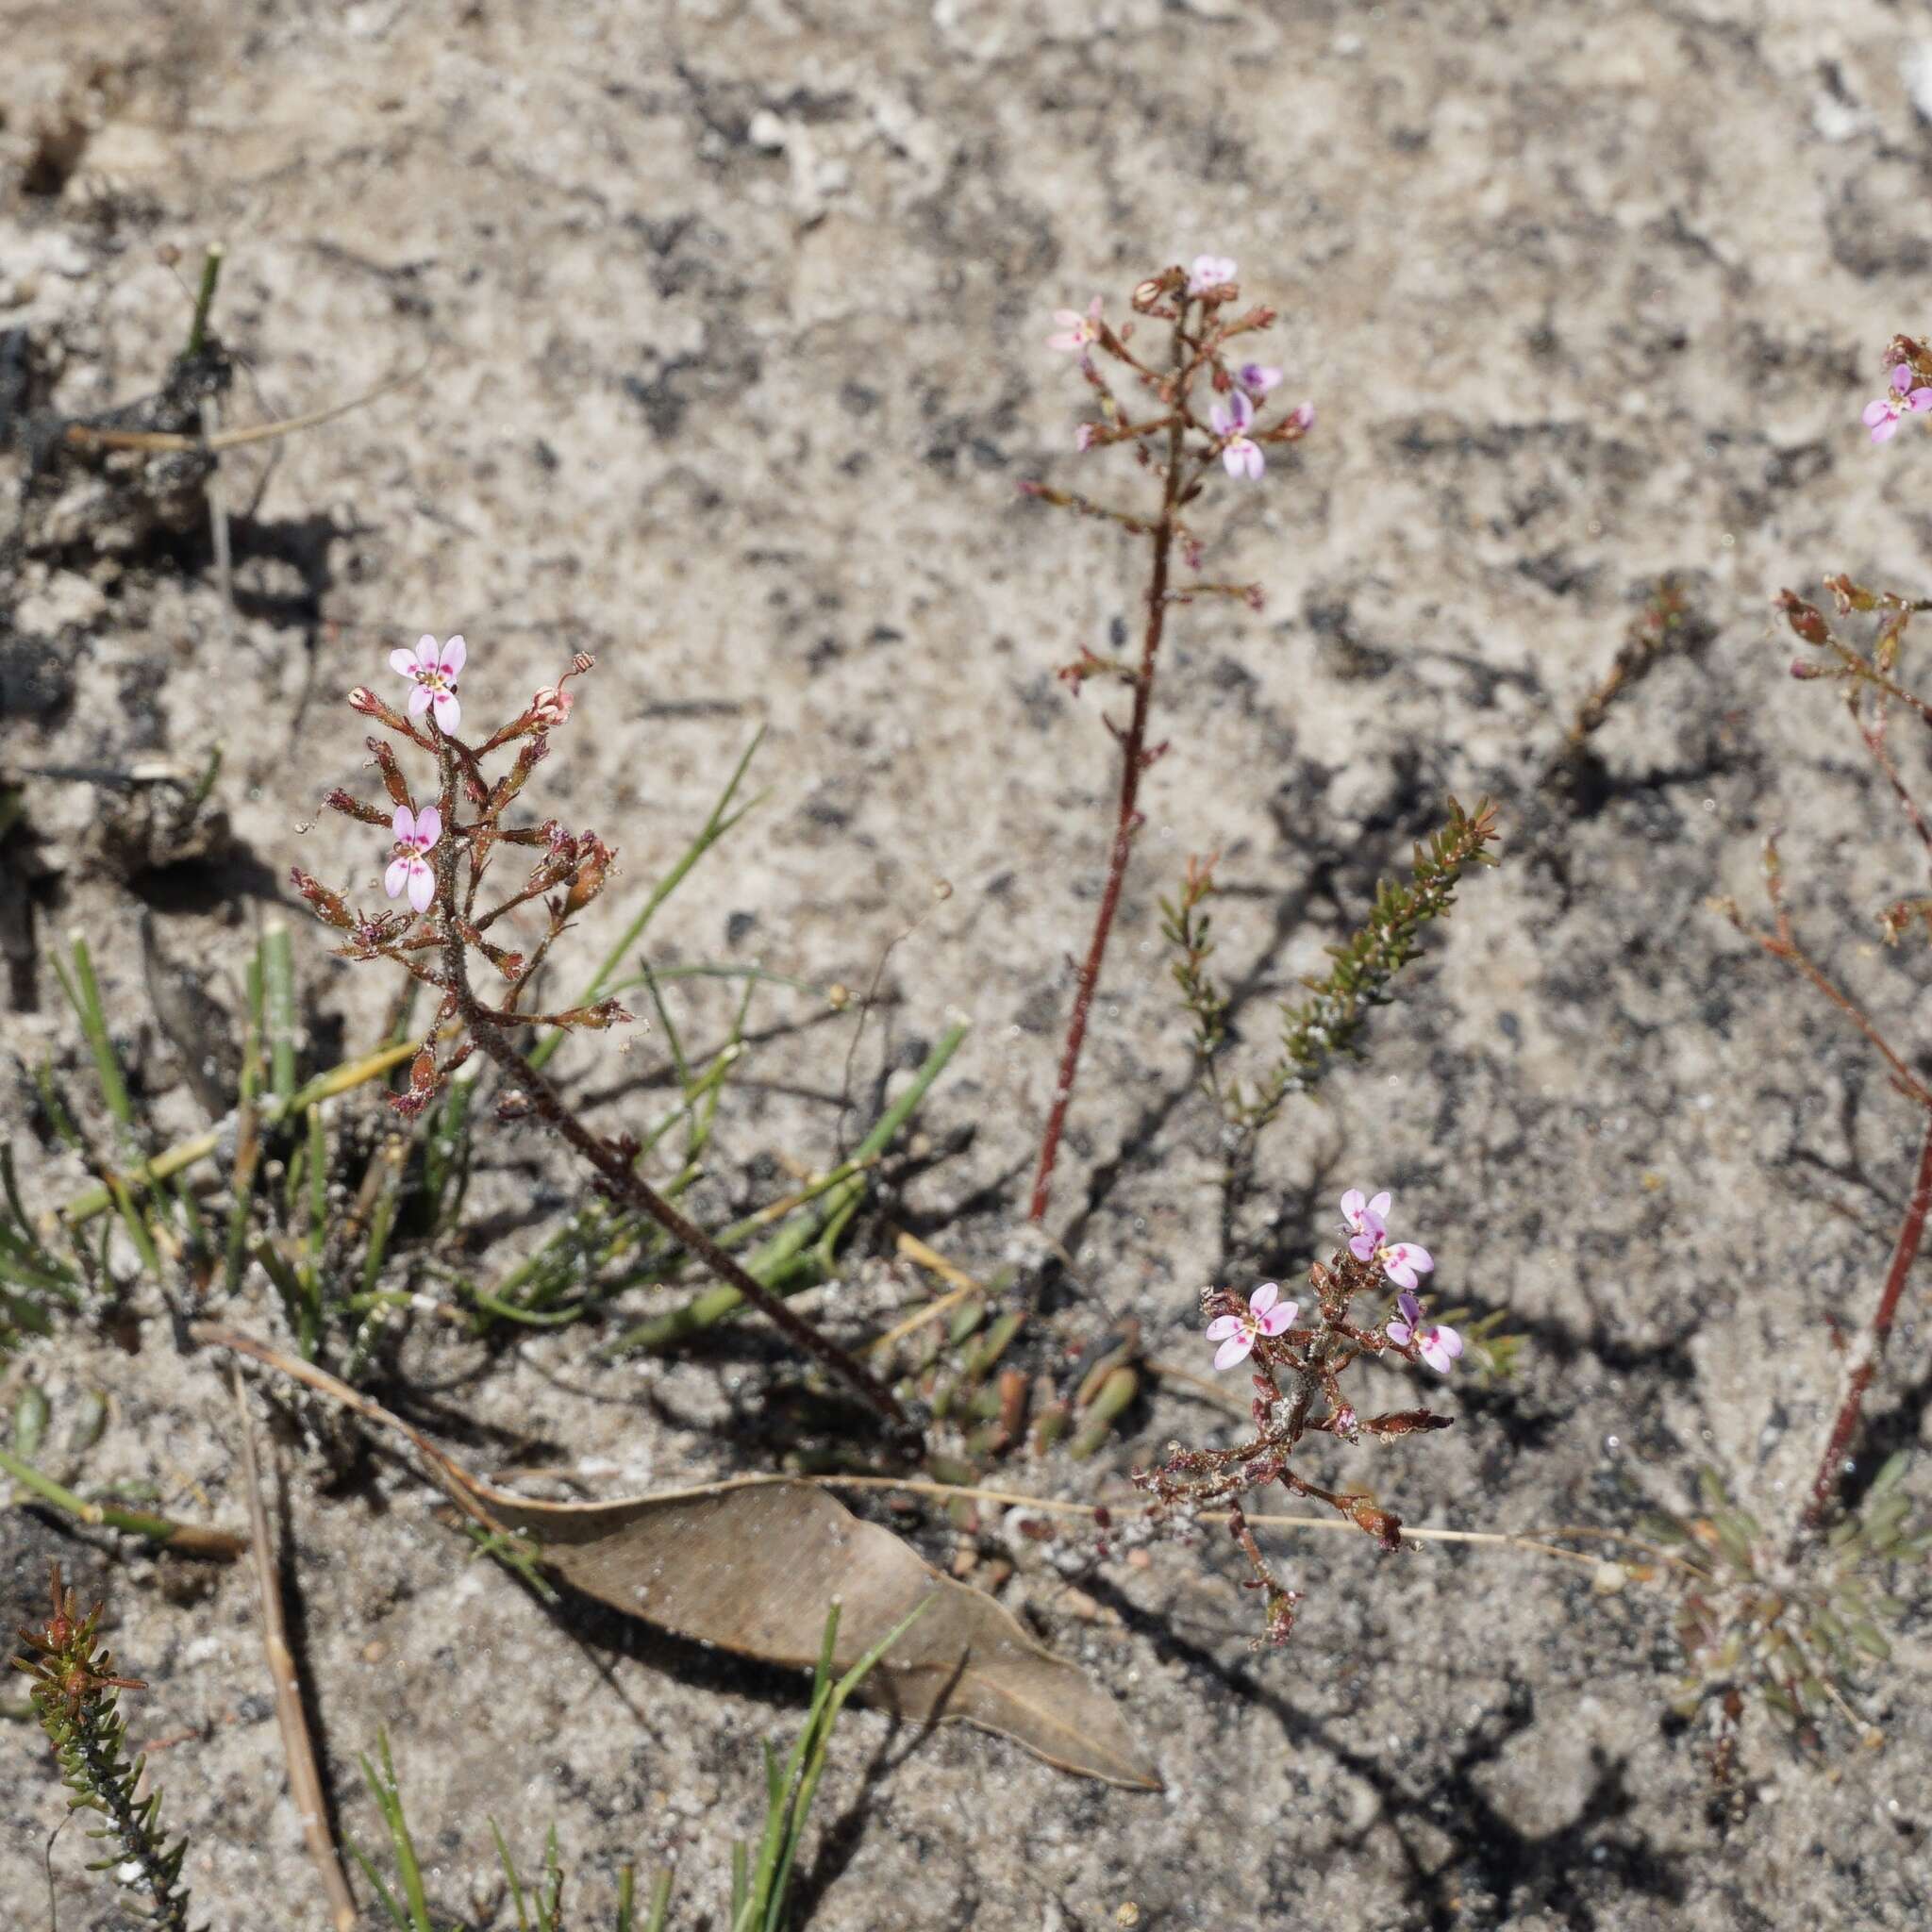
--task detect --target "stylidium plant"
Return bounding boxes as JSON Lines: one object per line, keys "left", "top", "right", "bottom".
{"left": 1645, "top": 326, "right": 1932, "bottom": 1759}
{"left": 291, "top": 641, "right": 916, "bottom": 1438}
{"left": 1022, "top": 252, "right": 1499, "bottom": 1324}
{"left": 1022, "top": 253, "right": 1314, "bottom": 1224}
{"left": 1134, "top": 1187, "right": 1463, "bottom": 1645}
{"left": 1860, "top": 363, "right": 1932, "bottom": 444}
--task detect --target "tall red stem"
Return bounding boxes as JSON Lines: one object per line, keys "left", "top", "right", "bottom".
{"left": 1028, "top": 401, "right": 1184, "bottom": 1226}
{"left": 1798, "top": 1106, "right": 1932, "bottom": 1534}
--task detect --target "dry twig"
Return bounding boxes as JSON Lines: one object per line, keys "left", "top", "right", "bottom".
{"left": 228, "top": 1367, "right": 358, "bottom": 1932}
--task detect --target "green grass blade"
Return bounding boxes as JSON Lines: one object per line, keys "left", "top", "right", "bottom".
{"left": 491, "top": 1818, "right": 530, "bottom": 1932}
{"left": 641, "top": 1870, "right": 673, "bottom": 1932}
{"left": 52, "top": 931, "right": 135, "bottom": 1133}
{"left": 31, "top": 1061, "right": 84, "bottom": 1153}
{"left": 362, "top": 1732, "right": 435, "bottom": 1932}
{"left": 605, "top": 1020, "right": 966, "bottom": 1353}
{"left": 761, "top": 1599, "right": 930, "bottom": 1930}
{"left": 222, "top": 942, "right": 268, "bottom": 1294}
{"left": 424, "top": 1074, "right": 475, "bottom": 1230}
{"left": 730, "top": 1840, "right": 749, "bottom": 1924}
{"left": 263, "top": 920, "right": 298, "bottom": 1107}
{"left": 639, "top": 960, "right": 692, "bottom": 1091}
{"left": 529, "top": 726, "right": 766, "bottom": 1074}
{"left": 350, "top": 1843, "right": 410, "bottom": 1930}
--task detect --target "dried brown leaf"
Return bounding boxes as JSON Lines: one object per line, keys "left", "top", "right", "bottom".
{"left": 458, "top": 1471, "right": 1162, "bottom": 1790}
{"left": 190, "top": 1325, "right": 1158, "bottom": 1790}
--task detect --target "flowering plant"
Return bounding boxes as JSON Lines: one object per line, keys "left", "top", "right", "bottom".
{"left": 1134, "top": 1188, "right": 1461, "bottom": 1644}
{"left": 1023, "top": 254, "right": 1315, "bottom": 1225}
{"left": 290, "top": 638, "right": 914, "bottom": 1432}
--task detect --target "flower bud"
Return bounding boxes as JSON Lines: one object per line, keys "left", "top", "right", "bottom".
{"left": 1886, "top": 335, "right": 1931, "bottom": 381}
{"left": 559, "top": 997, "right": 633, "bottom": 1030}
{"left": 1347, "top": 1496, "right": 1404, "bottom": 1550}
{"left": 1362, "top": 1407, "right": 1454, "bottom": 1438}
{"left": 563, "top": 833, "right": 614, "bottom": 913}
{"left": 367, "top": 737, "right": 411, "bottom": 807}
{"left": 1822, "top": 573, "right": 1877, "bottom": 615}
{"left": 289, "top": 866, "right": 353, "bottom": 929}
{"left": 389, "top": 1047, "right": 441, "bottom": 1118}
{"left": 350, "top": 688, "right": 413, "bottom": 733}
{"left": 530, "top": 683, "right": 575, "bottom": 728}
{"left": 1774, "top": 591, "right": 1829, "bottom": 646}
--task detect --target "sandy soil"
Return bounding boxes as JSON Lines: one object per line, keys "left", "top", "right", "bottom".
{"left": 4, "top": 2, "right": 1931, "bottom": 1927}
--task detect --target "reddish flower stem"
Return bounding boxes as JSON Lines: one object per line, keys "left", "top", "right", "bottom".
{"left": 1798, "top": 1106, "right": 1932, "bottom": 1535}
{"left": 431, "top": 753, "right": 917, "bottom": 1446}
{"left": 1028, "top": 366, "right": 1185, "bottom": 1226}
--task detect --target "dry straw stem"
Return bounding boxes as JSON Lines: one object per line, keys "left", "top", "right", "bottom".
{"left": 59, "top": 363, "right": 425, "bottom": 454}
{"left": 865, "top": 1229, "right": 991, "bottom": 1357}
{"left": 817, "top": 1476, "right": 1690, "bottom": 1580}
{"left": 227, "top": 1367, "right": 358, "bottom": 1932}
{"left": 192, "top": 1320, "right": 1683, "bottom": 1591}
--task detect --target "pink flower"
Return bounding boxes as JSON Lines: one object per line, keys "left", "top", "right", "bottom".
{"left": 1862, "top": 365, "right": 1932, "bottom": 444}
{"left": 1047, "top": 298, "right": 1104, "bottom": 355}
{"left": 390, "top": 634, "right": 466, "bottom": 733}
{"left": 1340, "top": 1187, "right": 1434, "bottom": 1291}
{"left": 1386, "top": 1290, "right": 1463, "bottom": 1374}
{"left": 530, "top": 683, "right": 575, "bottom": 728}
{"left": 1341, "top": 1188, "right": 1391, "bottom": 1255}
{"left": 1206, "top": 1281, "right": 1297, "bottom": 1371}
{"left": 384, "top": 803, "right": 441, "bottom": 913}
{"left": 1075, "top": 423, "right": 1100, "bottom": 452}
{"left": 1188, "top": 254, "right": 1238, "bottom": 296}
{"left": 1236, "top": 360, "right": 1282, "bottom": 398}
{"left": 1209, "top": 390, "right": 1264, "bottom": 479}
{"left": 1284, "top": 399, "right": 1315, "bottom": 436}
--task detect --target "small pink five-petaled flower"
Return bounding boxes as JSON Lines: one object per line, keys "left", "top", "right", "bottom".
{"left": 1047, "top": 298, "right": 1104, "bottom": 356}
{"left": 1236, "top": 360, "right": 1282, "bottom": 399}
{"left": 1863, "top": 366, "right": 1932, "bottom": 444}
{"left": 391, "top": 634, "right": 466, "bottom": 733}
{"left": 1341, "top": 1187, "right": 1434, "bottom": 1291}
{"left": 1206, "top": 1281, "right": 1297, "bottom": 1371}
{"left": 1209, "top": 390, "right": 1264, "bottom": 479}
{"left": 1387, "top": 1289, "right": 1463, "bottom": 1375}
{"left": 384, "top": 804, "right": 441, "bottom": 914}
{"left": 1188, "top": 254, "right": 1237, "bottom": 296}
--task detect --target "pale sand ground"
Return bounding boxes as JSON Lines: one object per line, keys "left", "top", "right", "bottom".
{"left": 3, "top": 4, "right": 1930, "bottom": 1926}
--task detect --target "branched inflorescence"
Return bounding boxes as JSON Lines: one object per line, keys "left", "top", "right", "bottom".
{"left": 291, "top": 637, "right": 916, "bottom": 1434}
{"left": 12, "top": 1564, "right": 196, "bottom": 1932}
{"left": 1134, "top": 1189, "right": 1464, "bottom": 1646}
{"left": 1025, "top": 255, "right": 1316, "bottom": 1224}
{"left": 292, "top": 638, "right": 620, "bottom": 1121}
